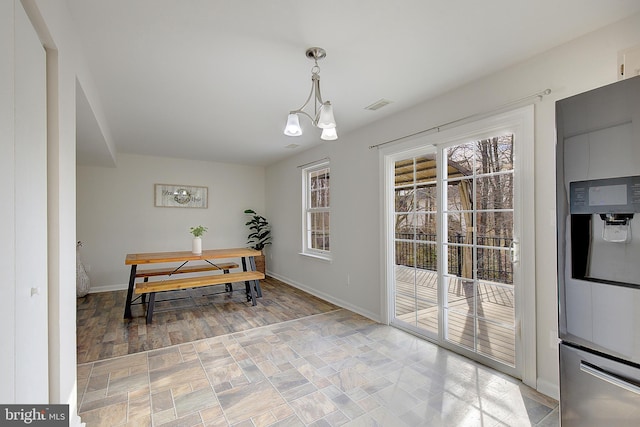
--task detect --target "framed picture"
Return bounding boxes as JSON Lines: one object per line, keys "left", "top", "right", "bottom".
{"left": 154, "top": 184, "right": 208, "bottom": 208}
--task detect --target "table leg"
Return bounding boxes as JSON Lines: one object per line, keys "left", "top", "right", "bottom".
{"left": 248, "top": 256, "right": 263, "bottom": 297}
{"left": 124, "top": 264, "right": 137, "bottom": 318}
{"left": 146, "top": 292, "right": 156, "bottom": 324}
{"left": 223, "top": 268, "right": 233, "bottom": 292}
{"left": 242, "top": 256, "right": 259, "bottom": 305}
{"left": 244, "top": 280, "right": 257, "bottom": 305}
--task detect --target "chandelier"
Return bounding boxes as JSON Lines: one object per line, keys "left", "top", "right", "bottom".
{"left": 284, "top": 47, "right": 338, "bottom": 141}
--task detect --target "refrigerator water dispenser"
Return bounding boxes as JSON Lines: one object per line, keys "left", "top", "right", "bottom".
{"left": 569, "top": 175, "right": 640, "bottom": 286}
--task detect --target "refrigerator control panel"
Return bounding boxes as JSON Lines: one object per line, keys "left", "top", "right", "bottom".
{"left": 570, "top": 175, "right": 640, "bottom": 214}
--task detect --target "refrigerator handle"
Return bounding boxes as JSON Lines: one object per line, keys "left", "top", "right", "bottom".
{"left": 580, "top": 361, "right": 640, "bottom": 395}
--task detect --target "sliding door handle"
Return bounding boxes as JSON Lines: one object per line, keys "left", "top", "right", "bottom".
{"left": 510, "top": 240, "right": 519, "bottom": 264}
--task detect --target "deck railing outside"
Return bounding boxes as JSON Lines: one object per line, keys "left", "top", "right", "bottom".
{"left": 395, "top": 233, "right": 513, "bottom": 283}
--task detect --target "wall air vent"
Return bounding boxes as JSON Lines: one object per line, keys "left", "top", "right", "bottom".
{"left": 364, "top": 98, "right": 393, "bottom": 111}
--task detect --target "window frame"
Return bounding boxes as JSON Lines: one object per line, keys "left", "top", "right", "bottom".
{"left": 301, "top": 160, "right": 331, "bottom": 260}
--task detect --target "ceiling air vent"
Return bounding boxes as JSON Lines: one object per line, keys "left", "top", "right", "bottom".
{"left": 365, "top": 98, "right": 393, "bottom": 111}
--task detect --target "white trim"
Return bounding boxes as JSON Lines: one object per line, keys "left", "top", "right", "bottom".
{"left": 379, "top": 151, "right": 391, "bottom": 325}
{"left": 268, "top": 271, "right": 381, "bottom": 323}
{"left": 88, "top": 283, "right": 128, "bottom": 294}
{"left": 298, "top": 252, "right": 332, "bottom": 262}
{"left": 536, "top": 377, "right": 560, "bottom": 400}
{"left": 517, "top": 105, "right": 537, "bottom": 387}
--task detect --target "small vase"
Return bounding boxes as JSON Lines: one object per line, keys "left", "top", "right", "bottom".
{"left": 192, "top": 237, "right": 202, "bottom": 254}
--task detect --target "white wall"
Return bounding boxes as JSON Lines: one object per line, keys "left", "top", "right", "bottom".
{"left": 1, "top": 0, "right": 18, "bottom": 403}
{"left": 265, "top": 12, "right": 640, "bottom": 399}
{"left": 14, "top": 0, "right": 48, "bottom": 402}
{"left": 77, "top": 153, "right": 265, "bottom": 290}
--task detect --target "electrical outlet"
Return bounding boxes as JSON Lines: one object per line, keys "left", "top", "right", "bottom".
{"left": 346, "top": 274, "right": 350, "bottom": 286}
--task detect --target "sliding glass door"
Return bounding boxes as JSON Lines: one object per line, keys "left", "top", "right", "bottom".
{"left": 386, "top": 107, "right": 534, "bottom": 379}
{"left": 442, "top": 135, "right": 516, "bottom": 367}
{"left": 392, "top": 154, "right": 439, "bottom": 338}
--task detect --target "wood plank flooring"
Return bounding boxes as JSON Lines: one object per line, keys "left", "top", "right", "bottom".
{"left": 76, "top": 276, "right": 340, "bottom": 364}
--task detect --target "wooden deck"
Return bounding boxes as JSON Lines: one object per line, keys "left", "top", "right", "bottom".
{"left": 394, "top": 266, "right": 515, "bottom": 366}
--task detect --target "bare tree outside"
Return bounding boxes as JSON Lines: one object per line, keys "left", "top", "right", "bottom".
{"left": 446, "top": 135, "right": 514, "bottom": 283}
{"left": 394, "top": 137, "right": 514, "bottom": 282}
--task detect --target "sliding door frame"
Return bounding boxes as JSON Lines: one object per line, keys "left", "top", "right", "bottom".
{"left": 380, "top": 105, "right": 536, "bottom": 387}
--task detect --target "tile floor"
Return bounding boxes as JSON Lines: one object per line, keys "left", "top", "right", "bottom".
{"left": 77, "top": 309, "right": 559, "bottom": 426}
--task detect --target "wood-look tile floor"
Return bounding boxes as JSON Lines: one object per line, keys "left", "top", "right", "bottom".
{"left": 77, "top": 277, "right": 559, "bottom": 426}
{"left": 77, "top": 276, "right": 339, "bottom": 364}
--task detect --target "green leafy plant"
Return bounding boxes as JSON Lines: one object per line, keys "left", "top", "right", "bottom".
{"left": 189, "top": 225, "right": 208, "bottom": 237}
{"left": 244, "top": 209, "right": 272, "bottom": 250}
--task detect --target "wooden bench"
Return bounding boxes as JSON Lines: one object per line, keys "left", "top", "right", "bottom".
{"left": 135, "top": 262, "right": 239, "bottom": 304}
{"left": 135, "top": 262, "right": 239, "bottom": 279}
{"left": 134, "top": 270, "right": 265, "bottom": 323}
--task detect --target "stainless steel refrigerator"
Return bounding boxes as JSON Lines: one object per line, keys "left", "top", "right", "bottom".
{"left": 556, "top": 75, "right": 640, "bottom": 426}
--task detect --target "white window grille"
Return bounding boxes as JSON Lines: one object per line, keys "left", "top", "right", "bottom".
{"left": 302, "top": 161, "right": 331, "bottom": 259}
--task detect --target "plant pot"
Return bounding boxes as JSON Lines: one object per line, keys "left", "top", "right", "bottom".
{"left": 254, "top": 251, "right": 266, "bottom": 274}
{"left": 192, "top": 237, "right": 202, "bottom": 254}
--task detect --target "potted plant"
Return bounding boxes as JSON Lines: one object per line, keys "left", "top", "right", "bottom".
{"left": 189, "top": 225, "right": 208, "bottom": 254}
{"left": 244, "top": 209, "right": 271, "bottom": 273}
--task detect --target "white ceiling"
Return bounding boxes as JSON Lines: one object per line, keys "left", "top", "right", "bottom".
{"left": 68, "top": 0, "right": 640, "bottom": 167}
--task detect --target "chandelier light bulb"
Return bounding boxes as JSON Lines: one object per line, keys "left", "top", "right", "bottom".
{"left": 284, "top": 113, "right": 302, "bottom": 136}
{"left": 317, "top": 102, "right": 336, "bottom": 129}
{"left": 320, "top": 127, "right": 338, "bottom": 141}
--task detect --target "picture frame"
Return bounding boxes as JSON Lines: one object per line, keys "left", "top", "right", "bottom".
{"left": 154, "top": 184, "right": 208, "bottom": 208}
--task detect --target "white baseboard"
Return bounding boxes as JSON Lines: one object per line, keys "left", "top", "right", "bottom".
{"left": 71, "top": 412, "right": 86, "bottom": 427}
{"left": 267, "top": 270, "right": 381, "bottom": 323}
{"left": 87, "top": 283, "right": 127, "bottom": 294}
{"left": 536, "top": 378, "right": 559, "bottom": 400}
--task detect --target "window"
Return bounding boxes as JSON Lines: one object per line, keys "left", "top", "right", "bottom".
{"left": 302, "top": 161, "right": 330, "bottom": 259}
